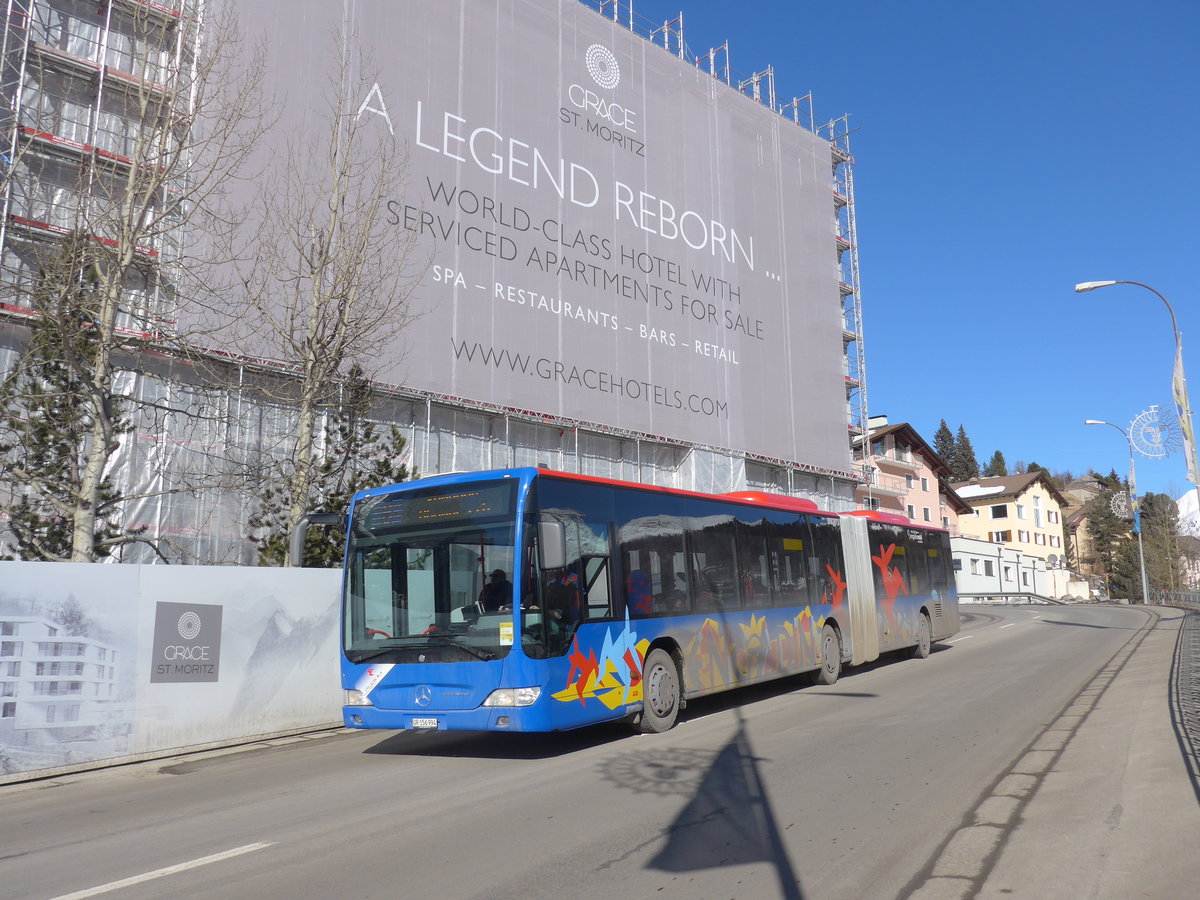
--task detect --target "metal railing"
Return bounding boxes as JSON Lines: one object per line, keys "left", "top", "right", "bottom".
{"left": 957, "top": 592, "right": 1067, "bottom": 606}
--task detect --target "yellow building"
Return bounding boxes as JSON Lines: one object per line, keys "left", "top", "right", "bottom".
{"left": 951, "top": 473, "right": 1070, "bottom": 564}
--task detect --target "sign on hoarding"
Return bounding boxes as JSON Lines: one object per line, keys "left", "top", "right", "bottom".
{"left": 239, "top": 0, "right": 851, "bottom": 474}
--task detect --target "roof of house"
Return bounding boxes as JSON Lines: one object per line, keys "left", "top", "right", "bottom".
{"left": 857, "top": 421, "right": 972, "bottom": 515}
{"left": 949, "top": 471, "right": 1070, "bottom": 509}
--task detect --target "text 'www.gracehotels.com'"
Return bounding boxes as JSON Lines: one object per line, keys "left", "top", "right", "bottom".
{"left": 450, "top": 339, "right": 729, "bottom": 418}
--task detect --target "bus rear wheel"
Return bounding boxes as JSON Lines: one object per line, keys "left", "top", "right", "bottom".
{"left": 815, "top": 623, "right": 842, "bottom": 685}
{"left": 913, "top": 612, "right": 932, "bottom": 659}
{"left": 637, "top": 648, "right": 681, "bottom": 733}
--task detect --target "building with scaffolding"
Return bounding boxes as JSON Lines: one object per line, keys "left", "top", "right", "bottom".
{"left": 0, "top": 0, "right": 869, "bottom": 564}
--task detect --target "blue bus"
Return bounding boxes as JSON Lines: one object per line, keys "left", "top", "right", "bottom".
{"left": 339, "top": 467, "right": 959, "bottom": 733}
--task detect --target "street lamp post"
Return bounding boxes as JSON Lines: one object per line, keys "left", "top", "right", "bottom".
{"left": 1085, "top": 419, "right": 1152, "bottom": 604}
{"left": 1075, "top": 280, "right": 1199, "bottom": 485}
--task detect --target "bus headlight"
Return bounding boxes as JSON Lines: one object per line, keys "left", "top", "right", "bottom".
{"left": 344, "top": 689, "right": 373, "bottom": 707}
{"left": 482, "top": 687, "right": 541, "bottom": 707}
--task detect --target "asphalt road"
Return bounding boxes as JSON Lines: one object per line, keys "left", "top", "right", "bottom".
{"left": 1, "top": 604, "right": 1191, "bottom": 900}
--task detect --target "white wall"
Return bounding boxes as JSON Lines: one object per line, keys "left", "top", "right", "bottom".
{"left": 0, "top": 562, "right": 342, "bottom": 783}
{"left": 951, "top": 536, "right": 1088, "bottom": 601}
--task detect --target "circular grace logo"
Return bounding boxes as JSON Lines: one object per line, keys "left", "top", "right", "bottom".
{"left": 177, "top": 611, "right": 202, "bottom": 640}
{"left": 585, "top": 44, "right": 620, "bottom": 90}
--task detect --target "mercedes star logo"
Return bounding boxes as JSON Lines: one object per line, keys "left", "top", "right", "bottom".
{"left": 415, "top": 685, "right": 433, "bottom": 707}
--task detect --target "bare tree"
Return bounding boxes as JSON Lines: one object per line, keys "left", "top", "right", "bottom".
{"left": 222, "top": 26, "right": 423, "bottom": 565}
{"left": 0, "top": 1, "right": 264, "bottom": 561}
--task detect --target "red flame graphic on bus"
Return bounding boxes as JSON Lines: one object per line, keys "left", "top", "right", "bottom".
{"left": 871, "top": 543, "right": 906, "bottom": 625}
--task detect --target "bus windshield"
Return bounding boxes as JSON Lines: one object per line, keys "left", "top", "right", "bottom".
{"left": 343, "top": 479, "right": 519, "bottom": 663}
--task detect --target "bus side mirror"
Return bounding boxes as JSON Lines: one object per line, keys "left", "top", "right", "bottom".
{"left": 539, "top": 520, "right": 567, "bottom": 570}
{"left": 288, "top": 512, "right": 347, "bottom": 567}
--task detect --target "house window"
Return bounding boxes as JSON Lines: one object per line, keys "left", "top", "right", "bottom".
{"left": 907, "top": 505, "right": 915, "bottom": 518}
{"left": 1050, "top": 535, "right": 1061, "bottom": 548}
{"left": 1003, "top": 566, "right": 1013, "bottom": 582}
{"left": 970, "top": 559, "right": 980, "bottom": 575}
{"left": 953, "top": 559, "right": 962, "bottom": 571}
{"left": 1017, "top": 530, "right": 1030, "bottom": 542}
{"left": 1048, "top": 510, "right": 1059, "bottom": 524}
{"left": 1016, "top": 505, "right": 1026, "bottom": 519}
{"left": 2, "top": 702, "right": 14, "bottom": 718}
{"left": 989, "top": 531, "right": 1012, "bottom": 543}
{"left": 1035, "top": 533, "right": 1047, "bottom": 545}
{"left": 4, "top": 662, "right": 18, "bottom": 677}
{"left": 1034, "top": 496, "right": 1043, "bottom": 527}
{"left": 942, "top": 516, "right": 950, "bottom": 528}
{"left": 984, "top": 560, "right": 994, "bottom": 577}
{"left": 921, "top": 477, "right": 929, "bottom": 491}
{"left": 991, "top": 505, "right": 1008, "bottom": 519}
{"left": 905, "top": 474, "right": 914, "bottom": 489}
{"left": 1022, "top": 572, "right": 1030, "bottom": 586}
{"left": 1, "top": 623, "right": 13, "bottom": 636}
{"left": 0, "top": 641, "right": 21, "bottom": 657}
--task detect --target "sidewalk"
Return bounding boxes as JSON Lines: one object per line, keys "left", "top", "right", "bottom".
{"left": 914, "top": 605, "right": 1200, "bottom": 899}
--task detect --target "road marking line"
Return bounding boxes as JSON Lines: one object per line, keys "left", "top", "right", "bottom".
{"left": 48, "top": 842, "right": 275, "bottom": 899}
{"left": 1000, "top": 623, "right": 1016, "bottom": 628}
{"left": 946, "top": 635, "right": 975, "bottom": 643}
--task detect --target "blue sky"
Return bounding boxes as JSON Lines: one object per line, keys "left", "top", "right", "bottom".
{"left": 625, "top": 0, "right": 1200, "bottom": 500}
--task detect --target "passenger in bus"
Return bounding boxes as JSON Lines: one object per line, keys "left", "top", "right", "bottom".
{"left": 479, "top": 569, "right": 513, "bottom": 611}
{"left": 543, "top": 581, "right": 576, "bottom": 631}
{"left": 666, "top": 590, "right": 687, "bottom": 612}
{"left": 626, "top": 569, "right": 653, "bottom": 615}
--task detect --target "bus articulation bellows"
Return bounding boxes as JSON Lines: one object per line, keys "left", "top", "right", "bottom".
{"left": 340, "top": 468, "right": 959, "bottom": 733}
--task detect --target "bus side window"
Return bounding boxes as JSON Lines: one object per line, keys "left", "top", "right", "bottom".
{"left": 906, "top": 528, "right": 930, "bottom": 596}
{"left": 736, "top": 520, "right": 773, "bottom": 609}
{"left": 774, "top": 519, "right": 810, "bottom": 607}
{"left": 867, "top": 521, "right": 907, "bottom": 600}
{"left": 807, "top": 514, "right": 845, "bottom": 606}
{"left": 928, "top": 531, "right": 953, "bottom": 593}
{"left": 583, "top": 553, "right": 612, "bottom": 618}
{"left": 686, "top": 508, "right": 738, "bottom": 611}
{"left": 618, "top": 491, "right": 685, "bottom": 617}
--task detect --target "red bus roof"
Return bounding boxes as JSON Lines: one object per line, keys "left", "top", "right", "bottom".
{"left": 540, "top": 469, "right": 832, "bottom": 516}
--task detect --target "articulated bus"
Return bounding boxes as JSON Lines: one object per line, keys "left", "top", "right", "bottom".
{"left": 340, "top": 468, "right": 959, "bottom": 734}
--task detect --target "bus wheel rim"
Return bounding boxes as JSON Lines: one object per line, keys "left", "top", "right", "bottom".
{"left": 647, "top": 661, "right": 675, "bottom": 716}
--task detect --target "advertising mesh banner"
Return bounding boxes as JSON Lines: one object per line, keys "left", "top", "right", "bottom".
{"left": 239, "top": 0, "right": 852, "bottom": 474}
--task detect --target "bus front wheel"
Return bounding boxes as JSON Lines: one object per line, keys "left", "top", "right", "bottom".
{"left": 815, "top": 624, "right": 842, "bottom": 685}
{"left": 637, "top": 648, "right": 681, "bottom": 733}
{"left": 913, "top": 612, "right": 932, "bottom": 659}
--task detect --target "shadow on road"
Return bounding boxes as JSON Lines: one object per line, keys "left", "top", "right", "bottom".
{"left": 600, "top": 718, "right": 803, "bottom": 898}
{"left": 1039, "top": 618, "right": 1141, "bottom": 631}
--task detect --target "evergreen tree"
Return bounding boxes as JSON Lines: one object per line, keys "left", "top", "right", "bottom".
{"left": 933, "top": 419, "right": 955, "bottom": 466}
{"left": 1025, "top": 461, "right": 1051, "bottom": 478}
{"left": 250, "top": 366, "right": 413, "bottom": 567}
{"left": 0, "top": 234, "right": 136, "bottom": 560}
{"left": 1140, "top": 492, "right": 1182, "bottom": 595}
{"left": 1085, "top": 480, "right": 1130, "bottom": 593}
{"left": 951, "top": 425, "right": 981, "bottom": 482}
{"left": 1109, "top": 536, "right": 1143, "bottom": 602}
{"left": 983, "top": 450, "right": 1008, "bottom": 477}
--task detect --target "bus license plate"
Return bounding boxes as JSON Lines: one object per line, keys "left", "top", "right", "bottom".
{"left": 411, "top": 717, "right": 438, "bottom": 729}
